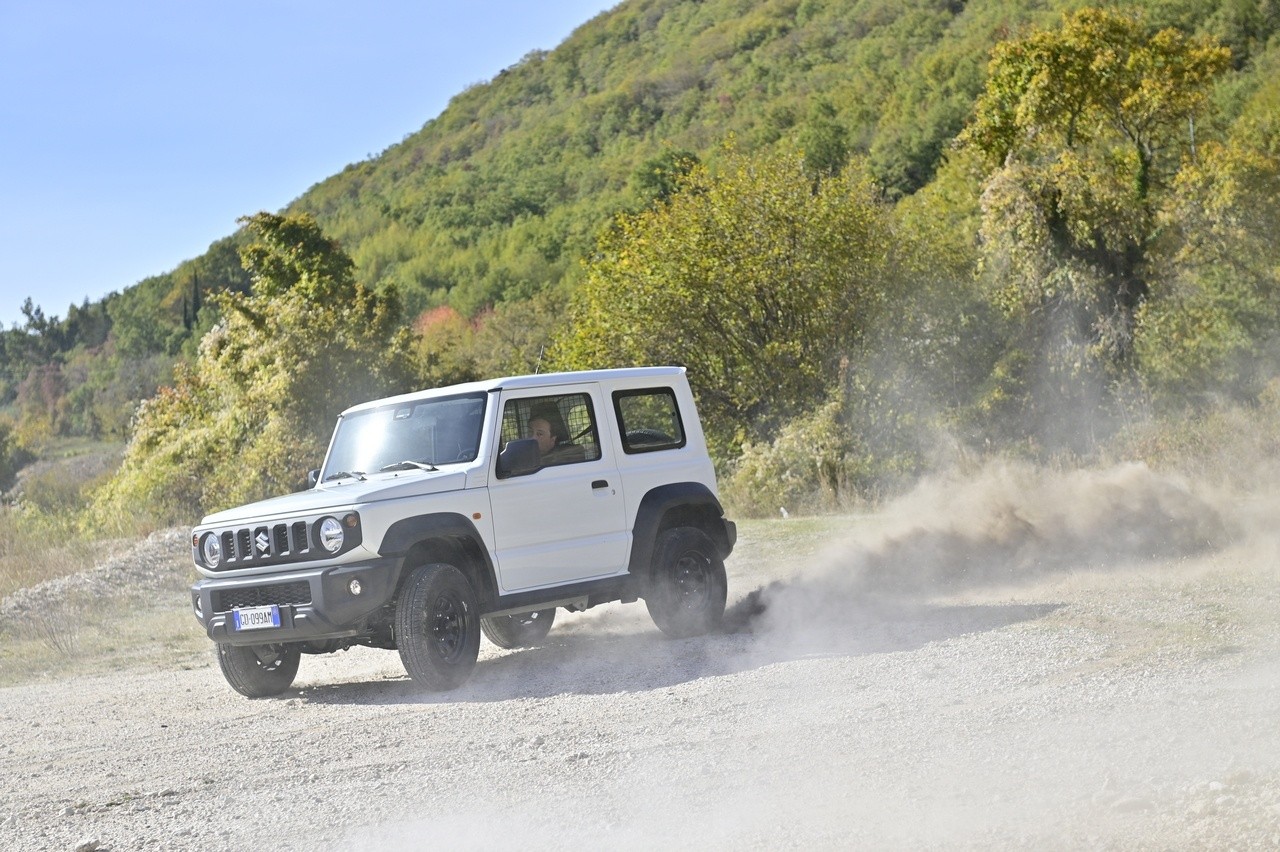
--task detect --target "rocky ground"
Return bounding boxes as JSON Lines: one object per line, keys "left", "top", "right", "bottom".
{"left": 1, "top": 462, "right": 1278, "bottom": 851}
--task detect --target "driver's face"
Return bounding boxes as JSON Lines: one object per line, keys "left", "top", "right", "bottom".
{"left": 529, "top": 418, "right": 555, "bottom": 454}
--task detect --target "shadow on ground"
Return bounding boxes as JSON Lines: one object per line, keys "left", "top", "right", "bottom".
{"left": 297, "top": 598, "right": 1062, "bottom": 707}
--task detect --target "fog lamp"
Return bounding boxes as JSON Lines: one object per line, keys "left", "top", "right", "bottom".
{"left": 349, "top": 579, "right": 363, "bottom": 596}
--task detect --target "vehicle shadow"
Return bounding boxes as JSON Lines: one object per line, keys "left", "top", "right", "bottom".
{"left": 297, "top": 597, "right": 1063, "bottom": 707}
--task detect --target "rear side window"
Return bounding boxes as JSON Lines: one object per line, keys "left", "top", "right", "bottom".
{"left": 614, "top": 388, "right": 686, "bottom": 453}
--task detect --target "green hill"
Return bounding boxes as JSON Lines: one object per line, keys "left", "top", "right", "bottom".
{"left": 287, "top": 0, "right": 1275, "bottom": 316}
{"left": 293, "top": 0, "right": 1055, "bottom": 316}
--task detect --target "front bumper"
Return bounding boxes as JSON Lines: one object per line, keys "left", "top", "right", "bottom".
{"left": 191, "top": 557, "right": 404, "bottom": 646}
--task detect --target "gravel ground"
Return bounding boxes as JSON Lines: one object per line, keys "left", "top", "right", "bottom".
{"left": 1, "top": 463, "right": 1279, "bottom": 851}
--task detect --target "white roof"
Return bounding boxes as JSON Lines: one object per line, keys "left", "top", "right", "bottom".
{"left": 339, "top": 366, "right": 686, "bottom": 416}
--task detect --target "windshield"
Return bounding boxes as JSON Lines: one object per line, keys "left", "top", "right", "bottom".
{"left": 321, "top": 392, "right": 487, "bottom": 480}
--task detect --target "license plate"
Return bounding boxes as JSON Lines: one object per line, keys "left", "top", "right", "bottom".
{"left": 232, "top": 605, "right": 281, "bottom": 631}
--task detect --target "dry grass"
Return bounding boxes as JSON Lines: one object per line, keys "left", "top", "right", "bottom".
{"left": 0, "top": 517, "right": 103, "bottom": 600}
{"left": 0, "top": 505, "right": 142, "bottom": 673}
{"left": 0, "top": 436, "right": 199, "bottom": 683}
{"left": 0, "top": 525, "right": 205, "bottom": 685}
{"left": 0, "top": 602, "right": 207, "bottom": 686}
{"left": 10, "top": 592, "right": 89, "bottom": 655}
{"left": 0, "top": 439, "right": 128, "bottom": 599}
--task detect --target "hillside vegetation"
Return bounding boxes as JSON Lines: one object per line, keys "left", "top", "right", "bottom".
{"left": 1, "top": 0, "right": 1279, "bottom": 528}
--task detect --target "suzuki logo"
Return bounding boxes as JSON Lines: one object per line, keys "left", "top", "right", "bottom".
{"left": 255, "top": 531, "right": 270, "bottom": 555}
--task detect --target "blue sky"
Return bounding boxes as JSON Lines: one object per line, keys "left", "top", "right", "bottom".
{"left": 0, "top": 0, "right": 617, "bottom": 329}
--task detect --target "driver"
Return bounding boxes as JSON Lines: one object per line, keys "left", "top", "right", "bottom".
{"left": 527, "top": 405, "right": 580, "bottom": 464}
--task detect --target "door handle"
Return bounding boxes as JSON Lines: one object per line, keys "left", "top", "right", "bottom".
{"left": 592, "top": 479, "right": 609, "bottom": 490}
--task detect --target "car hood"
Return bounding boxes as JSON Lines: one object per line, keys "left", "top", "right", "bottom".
{"left": 197, "top": 469, "right": 471, "bottom": 527}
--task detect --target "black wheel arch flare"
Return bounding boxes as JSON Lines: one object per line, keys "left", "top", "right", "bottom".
{"left": 627, "top": 482, "right": 734, "bottom": 584}
{"left": 378, "top": 513, "right": 499, "bottom": 605}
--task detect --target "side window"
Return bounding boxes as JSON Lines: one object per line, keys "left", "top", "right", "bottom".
{"left": 614, "top": 388, "right": 686, "bottom": 453}
{"left": 500, "top": 393, "right": 602, "bottom": 468}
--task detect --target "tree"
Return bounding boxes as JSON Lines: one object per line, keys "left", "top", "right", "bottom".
{"left": 799, "top": 99, "right": 849, "bottom": 181}
{"left": 550, "top": 145, "right": 892, "bottom": 454}
{"left": 107, "top": 283, "right": 173, "bottom": 358}
{"left": 93, "top": 213, "right": 414, "bottom": 523}
{"left": 1136, "top": 71, "right": 1280, "bottom": 405}
{"left": 412, "top": 306, "right": 479, "bottom": 388}
{"left": 236, "top": 211, "right": 361, "bottom": 301}
{"left": 958, "top": 8, "right": 1230, "bottom": 447}
{"left": 630, "top": 148, "right": 700, "bottom": 205}
{"left": 962, "top": 8, "right": 1230, "bottom": 366}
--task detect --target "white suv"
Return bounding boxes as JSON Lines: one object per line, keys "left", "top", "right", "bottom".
{"left": 190, "top": 367, "right": 736, "bottom": 697}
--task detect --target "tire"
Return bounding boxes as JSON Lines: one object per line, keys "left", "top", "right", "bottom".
{"left": 481, "top": 608, "right": 556, "bottom": 649}
{"left": 645, "top": 527, "right": 727, "bottom": 638}
{"left": 215, "top": 642, "right": 301, "bottom": 698}
{"left": 395, "top": 563, "right": 481, "bottom": 690}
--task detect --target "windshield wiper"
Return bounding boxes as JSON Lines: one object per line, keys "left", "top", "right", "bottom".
{"left": 379, "top": 460, "right": 439, "bottom": 473}
{"left": 322, "top": 470, "right": 366, "bottom": 482}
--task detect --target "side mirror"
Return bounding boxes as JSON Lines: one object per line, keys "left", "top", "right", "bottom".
{"left": 497, "top": 438, "right": 542, "bottom": 479}
{"left": 307, "top": 469, "right": 320, "bottom": 488}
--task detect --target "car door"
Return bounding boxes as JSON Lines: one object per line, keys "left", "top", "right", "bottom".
{"left": 486, "top": 384, "right": 628, "bottom": 593}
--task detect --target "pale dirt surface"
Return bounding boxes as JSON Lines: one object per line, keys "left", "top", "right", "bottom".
{"left": 2, "top": 462, "right": 1279, "bottom": 851}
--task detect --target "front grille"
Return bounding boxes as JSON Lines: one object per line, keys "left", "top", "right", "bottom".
{"left": 215, "top": 581, "right": 312, "bottom": 612}
{"left": 204, "top": 520, "right": 324, "bottom": 571}
{"left": 291, "top": 521, "right": 310, "bottom": 556}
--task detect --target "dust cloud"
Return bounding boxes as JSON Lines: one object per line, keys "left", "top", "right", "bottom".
{"left": 723, "top": 460, "right": 1236, "bottom": 636}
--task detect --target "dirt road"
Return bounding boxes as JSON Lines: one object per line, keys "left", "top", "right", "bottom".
{"left": 2, "top": 463, "right": 1279, "bottom": 850}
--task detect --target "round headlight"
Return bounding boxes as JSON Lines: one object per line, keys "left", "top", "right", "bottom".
{"left": 201, "top": 533, "right": 222, "bottom": 566}
{"left": 318, "top": 517, "right": 345, "bottom": 553}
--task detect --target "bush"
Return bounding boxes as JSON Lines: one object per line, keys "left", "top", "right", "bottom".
{"left": 721, "top": 398, "right": 867, "bottom": 518}
{"left": 1108, "top": 378, "right": 1280, "bottom": 491}
{"left": 0, "top": 418, "right": 34, "bottom": 494}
